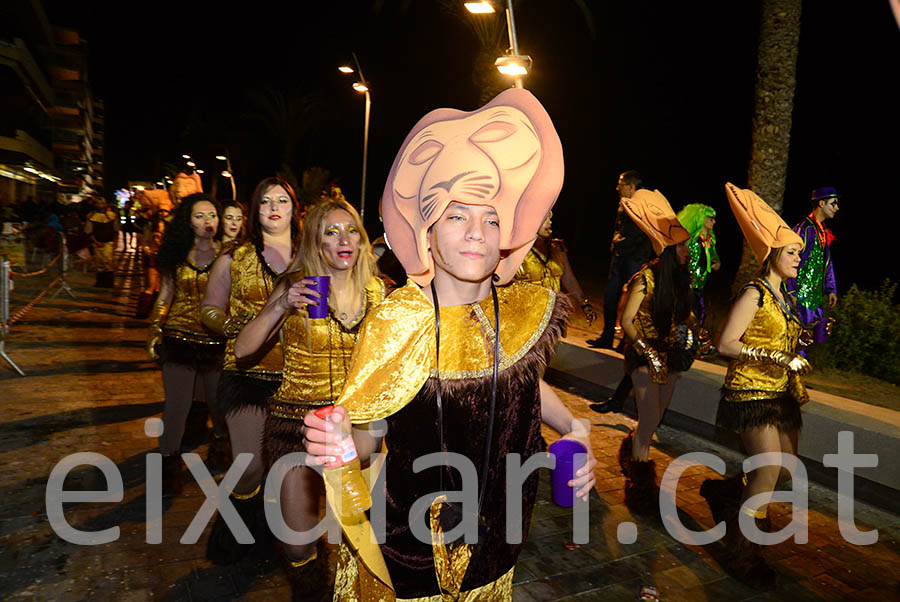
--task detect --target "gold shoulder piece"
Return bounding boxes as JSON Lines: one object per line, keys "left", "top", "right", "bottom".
{"left": 338, "top": 282, "right": 435, "bottom": 423}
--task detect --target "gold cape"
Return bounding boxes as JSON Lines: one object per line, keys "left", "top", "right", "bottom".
{"left": 326, "top": 280, "right": 559, "bottom": 600}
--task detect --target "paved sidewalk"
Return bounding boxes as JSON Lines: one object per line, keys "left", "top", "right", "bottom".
{"left": 1, "top": 253, "right": 899, "bottom": 601}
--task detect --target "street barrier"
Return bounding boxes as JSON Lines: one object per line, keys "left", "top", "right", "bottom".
{"left": 1, "top": 232, "right": 72, "bottom": 377}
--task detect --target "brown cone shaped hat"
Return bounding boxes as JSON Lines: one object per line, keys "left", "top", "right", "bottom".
{"left": 621, "top": 189, "right": 689, "bottom": 255}
{"left": 724, "top": 183, "right": 802, "bottom": 263}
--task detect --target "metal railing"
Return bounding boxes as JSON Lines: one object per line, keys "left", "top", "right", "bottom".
{"left": 1, "top": 232, "right": 74, "bottom": 376}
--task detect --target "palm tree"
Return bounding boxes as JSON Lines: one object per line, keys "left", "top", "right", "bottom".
{"left": 732, "top": 0, "right": 802, "bottom": 292}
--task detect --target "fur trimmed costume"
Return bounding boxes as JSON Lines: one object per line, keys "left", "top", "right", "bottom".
{"left": 219, "top": 242, "right": 284, "bottom": 415}
{"left": 331, "top": 281, "right": 570, "bottom": 601}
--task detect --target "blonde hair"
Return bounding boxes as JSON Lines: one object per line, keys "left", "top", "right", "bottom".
{"left": 280, "top": 199, "right": 377, "bottom": 306}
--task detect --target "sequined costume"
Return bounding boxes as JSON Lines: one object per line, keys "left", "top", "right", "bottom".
{"left": 622, "top": 265, "right": 696, "bottom": 375}
{"left": 785, "top": 213, "right": 836, "bottom": 345}
{"left": 161, "top": 256, "right": 225, "bottom": 367}
{"left": 719, "top": 278, "right": 806, "bottom": 432}
{"left": 329, "top": 281, "right": 570, "bottom": 601}
{"left": 218, "top": 242, "right": 284, "bottom": 416}
{"left": 514, "top": 240, "right": 565, "bottom": 291}
{"left": 263, "top": 276, "right": 386, "bottom": 464}
{"left": 686, "top": 232, "right": 718, "bottom": 291}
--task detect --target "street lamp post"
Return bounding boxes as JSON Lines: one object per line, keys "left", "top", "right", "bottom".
{"left": 339, "top": 53, "right": 371, "bottom": 220}
{"left": 465, "top": 0, "right": 531, "bottom": 88}
{"left": 216, "top": 153, "right": 236, "bottom": 201}
{"left": 503, "top": 0, "right": 524, "bottom": 88}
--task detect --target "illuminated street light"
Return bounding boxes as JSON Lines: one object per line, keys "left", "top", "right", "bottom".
{"left": 469, "top": 0, "right": 527, "bottom": 88}
{"left": 464, "top": 1, "right": 495, "bottom": 13}
{"left": 495, "top": 54, "right": 532, "bottom": 76}
{"left": 196, "top": 169, "right": 204, "bottom": 174}
{"left": 186, "top": 161, "right": 196, "bottom": 167}
{"left": 216, "top": 152, "right": 236, "bottom": 200}
{"left": 182, "top": 154, "right": 191, "bottom": 159}
{"left": 339, "top": 52, "right": 371, "bottom": 219}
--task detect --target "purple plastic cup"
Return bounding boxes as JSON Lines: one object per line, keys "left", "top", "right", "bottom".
{"left": 549, "top": 439, "right": 588, "bottom": 507}
{"left": 306, "top": 276, "right": 330, "bottom": 319}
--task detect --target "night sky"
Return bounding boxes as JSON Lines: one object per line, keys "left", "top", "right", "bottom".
{"left": 43, "top": 0, "right": 900, "bottom": 294}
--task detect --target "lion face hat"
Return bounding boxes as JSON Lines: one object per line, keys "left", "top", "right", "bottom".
{"left": 725, "top": 183, "right": 802, "bottom": 263}
{"left": 380, "top": 88, "right": 564, "bottom": 286}
{"left": 171, "top": 172, "right": 203, "bottom": 203}
{"left": 621, "top": 189, "right": 689, "bottom": 255}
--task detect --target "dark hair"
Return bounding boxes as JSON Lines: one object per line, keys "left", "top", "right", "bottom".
{"left": 649, "top": 245, "right": 691, "bottom": 336}
{"left": 620, "top": 170, "right": 644, "bottom": 190}
{"left": 245, "top": 177, "right": 302, "bottom": 256}
{"left": 222, "top": 199, "right": 246, "bottom": 212}
{"left": 157, "top": 194, "right": 223, "bottom": 279}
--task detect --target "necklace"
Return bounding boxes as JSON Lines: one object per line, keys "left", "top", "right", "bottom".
{"left": 332, "top": 285, "right": 365, "bottom": 326}
{"left": 326, "top": 306, "right": 362, "bottom": 400}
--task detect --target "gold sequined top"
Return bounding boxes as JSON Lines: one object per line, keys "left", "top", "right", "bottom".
{"left": 724, "top": 279, "right": 803, "bottom": 401}
{"left": 630, "top": 267, "right": 679, "bottom": 346}
{"left": 336, "top": 280, "right": 560, "bottom": 424}
{"left": 269, "top": 276, "right": 386, "bottom": 420}
{"left": 163, "top": 255, "right": 224, "bottom": 346}
{"left": 514, "top": 241, "right": 564, "bottom": 291}
{"left": 223, "top": 242, "right": 284, "bottom": 377}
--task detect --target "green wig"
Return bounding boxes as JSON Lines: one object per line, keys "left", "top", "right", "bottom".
{"left": 677, "top": 203, "right": 716, "bottom": 241}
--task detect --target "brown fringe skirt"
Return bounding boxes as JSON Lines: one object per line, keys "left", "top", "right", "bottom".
{"left": 217, "top": 371, "right": 281, "bottom": 418}
{"left": 716, "top": 390, "right": 803, "bottom": 433}
{"left": 263, "top": 401, "right": 330, "bottom": 469}
{"left": 160, "top": 336, "right": 225, "bottom": 370}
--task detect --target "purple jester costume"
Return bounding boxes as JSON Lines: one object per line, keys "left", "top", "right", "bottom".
{"left": 786, "top": 189, "right": 837, "bottom": 349}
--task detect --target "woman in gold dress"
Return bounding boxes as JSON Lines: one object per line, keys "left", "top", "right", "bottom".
{"left": 200, "top": 177, "right": 301, "bottom": 565}
{"left": 702, "top": 184, "right": 811, "bottom": 588}
{"left": 235, "top": 198, "right": 383, "bottom": 599}
{"left": 147, "top": 193, "right": 224, "bottom": 495}
{"left": 615, "top": 190, "right": 708, "bottom": 515}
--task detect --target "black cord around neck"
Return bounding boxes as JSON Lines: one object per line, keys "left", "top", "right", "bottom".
{"left": 430, "top": 281, "right": 500, "bottom": 520}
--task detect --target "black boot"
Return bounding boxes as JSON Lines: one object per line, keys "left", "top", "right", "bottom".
{"left": 206, "top": 486, "right": 268, "bottom": 565}
{"left": 623, "top": 457, "right": 659, "bottom": 516}
{"left": 617, "top": 430, "right": 635, "bottom": 476}
{"left": 619, "top": 431, "right": 659, "bottom": 516}
{"left": 719, "top": 512, "right": 778, "bottom": 589}
{"left": 161, "top": 453, "right": 184, "bottom": 497}
{"left": 205, "top": 434, "right": 232, "bottom": 473}
{"left": 280, "top": 543, "right": 330, "bottom": 602}
{"left": 699, "top": 474, "right": 744, "bottom": 524}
